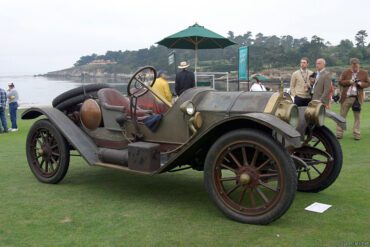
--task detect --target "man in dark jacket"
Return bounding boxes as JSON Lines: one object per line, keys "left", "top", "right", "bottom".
{"left": 175, "top": 61, "right": 195, "bottom": 96}
{"left": 0, "top": 87, "right": 8, "bottom": 133}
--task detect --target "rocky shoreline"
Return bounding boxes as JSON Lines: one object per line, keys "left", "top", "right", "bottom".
{"left": 42, "top": 64, "right": 132, "bottom": 80}
{"left": 42, "top": 63, "right": 359, "bottom": 83}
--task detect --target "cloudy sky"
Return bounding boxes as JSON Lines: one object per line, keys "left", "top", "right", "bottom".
{"left": 1, "top": 0, "right": 369, "bottom": 75}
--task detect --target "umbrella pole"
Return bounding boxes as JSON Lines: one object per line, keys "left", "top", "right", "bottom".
{"left": 195, "top": 39, "right": 198, "bottom": 85}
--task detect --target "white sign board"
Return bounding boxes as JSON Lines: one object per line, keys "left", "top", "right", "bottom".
{"left": 305, "top": 202, "right": 332, "bottom": 213}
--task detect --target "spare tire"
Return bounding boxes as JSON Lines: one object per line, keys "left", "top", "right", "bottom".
{"left": 55, "top": 92, "right": 99, "bottom": 111}
{"left": 52, "top": 84, "right": 111, "bottom": 107}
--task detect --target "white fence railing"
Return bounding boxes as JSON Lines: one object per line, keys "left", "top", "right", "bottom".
{"left": 365, "top": 90, "right": 370, "bottom": 101}
{"left": 195, "top": 72, "right": 230, "bottom": 91}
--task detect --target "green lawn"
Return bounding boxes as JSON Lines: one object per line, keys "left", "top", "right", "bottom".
{"left": 0, "top": 104, "right": 369, "bottom": 247}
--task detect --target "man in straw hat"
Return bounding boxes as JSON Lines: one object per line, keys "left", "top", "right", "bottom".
{"left": 175, "top": 61, "right": 195, "bottom": 96}
{"left": 336, "top": 58, "right": 369, "bottom": 140}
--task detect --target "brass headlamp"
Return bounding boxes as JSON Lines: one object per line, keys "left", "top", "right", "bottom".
{"left": 180, "top": 101, "right": 203, "bottom": 134}
{"left": 304, "top": 100, "right": 325, "bottom": 126}
{"left": 275, "top": 100, "right": 299, "bottom": 128}
{"left": 180, "top": 100, "right": 195, "bottom": 116}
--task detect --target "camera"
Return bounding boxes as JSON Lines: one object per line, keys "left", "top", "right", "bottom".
{"left": 353, "top": 76, "right": 361, "bottom": 85}
{"left": 332, "top": 94, "right": 340, "bottom": 102}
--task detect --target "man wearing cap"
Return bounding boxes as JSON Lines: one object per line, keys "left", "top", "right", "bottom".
{"left": 175, "top": 61, "right": 195, "bottom": 96}
{"left": 0, "top": 86, "right": 8, "bottom": 133}
{"left": 336, "top": 58, "right": 369, "bottom": 140}
{"left": 7, "top": 82, "right": 19, "bottom": 132}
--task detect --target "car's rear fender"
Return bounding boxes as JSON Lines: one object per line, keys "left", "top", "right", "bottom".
{"left": 22, "top": 107, "right": 100, "bottom": 165}
{"left": 158, "top": 113, "right": 301, "bottom": 173}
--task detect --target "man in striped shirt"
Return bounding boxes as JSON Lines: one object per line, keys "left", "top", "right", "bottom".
{"left": 0, "top": 87, "right": 8, "bottom": 133}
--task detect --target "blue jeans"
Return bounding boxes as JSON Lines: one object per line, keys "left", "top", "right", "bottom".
{"left": 0, "top": 107, "right": 8, "bottom": 132}
{"left": 9, "top": 102, "right": 18, "bottom": 129}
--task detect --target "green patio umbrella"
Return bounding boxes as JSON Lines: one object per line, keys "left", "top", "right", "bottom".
{"left": 156, "top": 23, "right": 236, "bottom": 72}
{"left": 249, "top": 74, "right": 270, "bottom": 81}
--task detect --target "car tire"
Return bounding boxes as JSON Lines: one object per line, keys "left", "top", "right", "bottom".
{"left": 293, "top": 126, "right": 343, "bottom": 192}
{"left": 52, "top": 83, "right": 110, "bottom": 107}
{"left": 55, "top": 92, "right": 99, "bottom": 111}
{"left": 26, "top": 119, "right": 70, "bottom": 184}
{"left": 204, "top": 129, "right": 297, "bottom": 225}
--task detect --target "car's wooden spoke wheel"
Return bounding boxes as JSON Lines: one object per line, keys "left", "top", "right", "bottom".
{"left": 26, "top": 119, "right": 70, "bottom": 184}
{"left": 205, "top": 129, "right": 296, "bottom": 225}
{"left": 31, "top": 129, "right": 61, "bottom": 177}
{"left": 292, "top": 126, "right": 342, "bottom": 192}
{"left": 215, "top": 143, "right": 283, "bottom": 215}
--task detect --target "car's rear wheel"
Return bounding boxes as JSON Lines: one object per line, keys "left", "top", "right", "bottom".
{"left": 292, "top": 126, "right": 342, "bottom": 192}
{"left": 204, "top": 129, "right": 297, "bottom": 225}
{"left": 26, "top": 119, "right": 70, "bottom": 184}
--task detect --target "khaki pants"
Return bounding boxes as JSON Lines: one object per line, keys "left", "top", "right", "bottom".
{"left": 336, "top": 96, "right": 361, "bottom": 139}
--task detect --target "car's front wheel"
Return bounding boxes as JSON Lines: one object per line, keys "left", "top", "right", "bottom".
{"left": 204, "top": 129, "right": 297, "bottom": 225}
{"left": 26, "top": 119, "right": 70, "bottom": 184}
{"left": 292, "top": 126, "right": 342, "bottom": 192}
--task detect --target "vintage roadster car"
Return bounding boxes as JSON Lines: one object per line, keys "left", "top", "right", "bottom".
{"left": 22, "top": 66, "right": 345, "bottom": 225}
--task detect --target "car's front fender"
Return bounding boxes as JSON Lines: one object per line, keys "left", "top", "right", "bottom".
{"left": 326, "top": 110, "right": 346, "bottom": 130}
{"left": 296, "top": 108, "right": 346, "bottom": 138}
{"left": 238, "top": 112, "right": 302, "bottom": 147}
{"left": 157, "top": 113, "right": 301, "bottom": 173}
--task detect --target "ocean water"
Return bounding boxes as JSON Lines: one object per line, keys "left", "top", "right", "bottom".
{"left": 0, "top": 75, "right": 237, "bottom": 108}
{"left": 0, "top": 76, "right": 128, "bottom": 108}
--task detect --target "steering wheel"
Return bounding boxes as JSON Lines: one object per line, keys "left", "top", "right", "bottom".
{"left": 127, "top": 66, "right": 157, "bottom": 97}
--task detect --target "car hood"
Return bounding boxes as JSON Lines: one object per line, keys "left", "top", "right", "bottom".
{"left": 193, "top": 90, "right": 275, "bottom": 113}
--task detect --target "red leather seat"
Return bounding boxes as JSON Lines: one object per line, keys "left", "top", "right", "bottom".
{"left": 97, "top": 88, "right": 152, "bottom": 118}
{"left": 136, "top": 92, "right": 169, "bottom": 114}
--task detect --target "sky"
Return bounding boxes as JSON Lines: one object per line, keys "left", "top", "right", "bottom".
{"left": 1, "top": 0, "right": 369, "bottom": 75}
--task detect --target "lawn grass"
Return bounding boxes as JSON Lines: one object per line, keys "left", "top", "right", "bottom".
{"left": 0, "top": 104, "right": 369, "bottom": 247}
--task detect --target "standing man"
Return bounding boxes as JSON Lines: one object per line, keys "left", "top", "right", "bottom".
{"left": 0, "top": 86, "right": 8, "bottom": 133}
{"left": 290, "top": 57, "right": 313, "bottom": 106}
{"left": 7, "top": 82, "right": 19, "bottom": 132}
{"left": 311, "top": 58, "right": 332, "bottom": 107}
{"left": 175, "top": 61, "right": 195, "bottom": 96}
{"left": 336, "top": 58, "right": 369, "bottom": 140}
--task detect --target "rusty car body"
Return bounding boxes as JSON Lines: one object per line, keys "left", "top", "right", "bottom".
{"left": 22, "top": 66, "right": 345, "bottom": 225}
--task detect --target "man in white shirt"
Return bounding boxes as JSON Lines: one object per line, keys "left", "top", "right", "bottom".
{"left": 250, "top": 77, "right": 267, "bottom": 92}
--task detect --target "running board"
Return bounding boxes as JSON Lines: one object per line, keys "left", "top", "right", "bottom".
{"left": 94, "top": 162, "right": 155, "bottom": 175}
